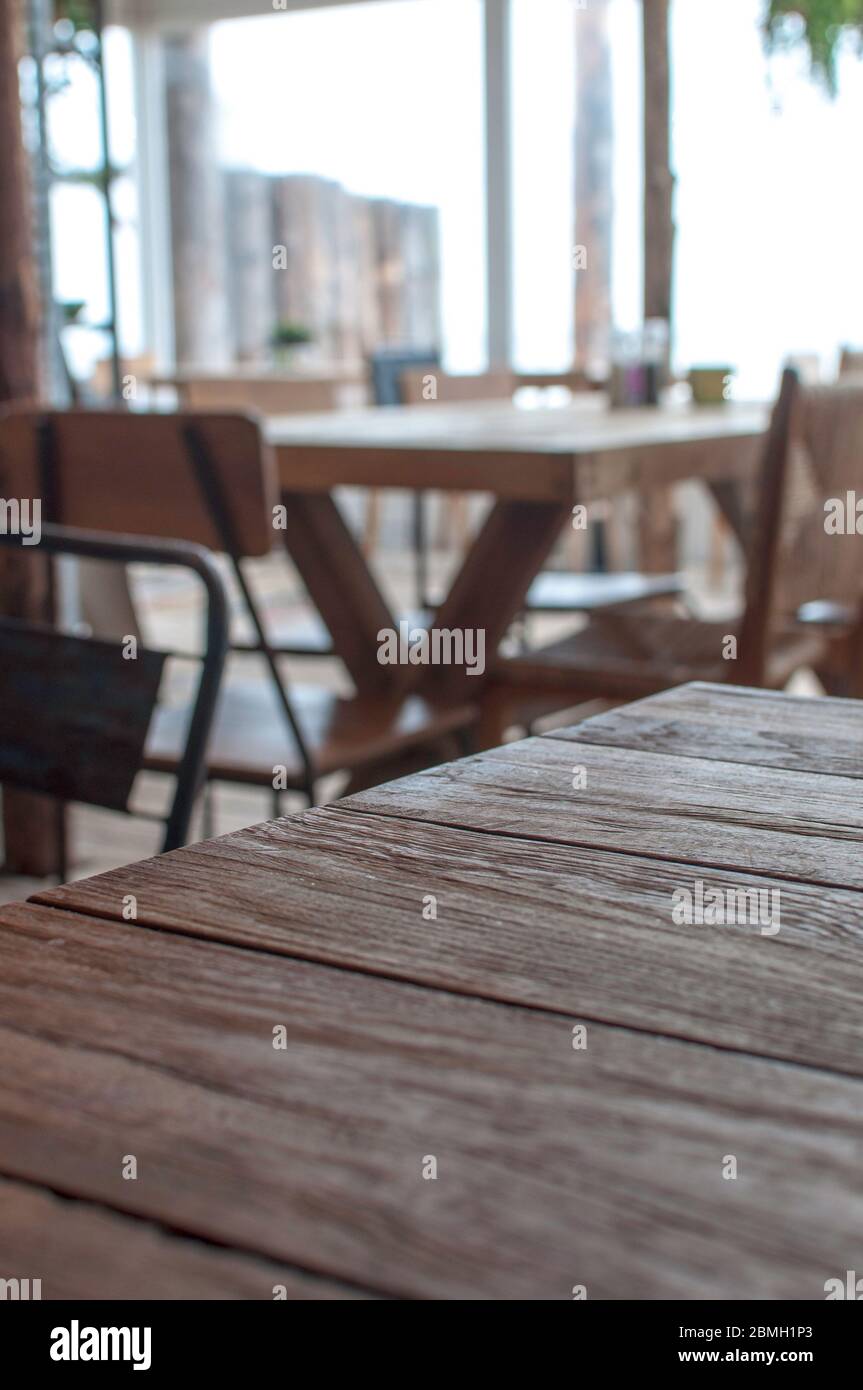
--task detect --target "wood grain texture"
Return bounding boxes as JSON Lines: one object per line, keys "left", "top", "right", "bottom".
{"left": 34, "top": 805, "right": 863, "bottom": 1077}
{"left": 1, "top": 901, "right": 861, "bottom": 1300}
{"left": 0, "top": 1176, "right": 365, "bottom": 1301}
{"left": 341, "top": 733, "right": 863, "bottom": 891}
{"left": 549, "top": 680, "right": 863, "bottom": 780}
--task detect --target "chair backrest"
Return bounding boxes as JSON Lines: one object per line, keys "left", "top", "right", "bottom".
{"left": 369, "top": 347, "right": 440, "bottom": 406}
{"left": 738, "top": 370, "right": 863, "bottom": 682}
{"left": 399, "top": 369, "right": 516, "bottom": 406}
{"left": 0, "top": 525, "right": 229, "bottom": 854}
{"left": 515, "top": 369, "right": 599, "bottom": 392}
{"left": 0, "top": 408, "right": 277, "bottom": 558}
{"left": 90, "top": 353, "right": 156, "bottom": 399}
{"left": 181, "top": 375, "right": 366, "bottom": 414}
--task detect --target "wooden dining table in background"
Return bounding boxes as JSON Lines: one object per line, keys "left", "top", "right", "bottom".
{"left": 3, "top": 681, "right": 861, "bottom": 1299}
{"left": 267, "top": 395, "right": 768, "bottom": 701}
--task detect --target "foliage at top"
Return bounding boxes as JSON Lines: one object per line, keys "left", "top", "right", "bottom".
{"left": 765, "top": 0, "right": 863, "bottom": 93}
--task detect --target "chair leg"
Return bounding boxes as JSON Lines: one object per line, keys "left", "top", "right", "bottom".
{"left": 362, "top": 489, "right": 381, "bottom": 558}
{"left": 201, "top": 783, "right": 216, "bottom": 841}
{"left": 56, "top": 801, "right": 68, "bottom": 885}
{"left": 454, "top": 726, "right": 478, "bottom": 758}
{"left": 413, "top": 492, "right": 430, "bottom": 609}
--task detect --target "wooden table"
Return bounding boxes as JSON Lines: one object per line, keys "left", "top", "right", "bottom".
{"left": 267, "top": 396, "right": 767, "bottom": 698}
{"left": 4, "top": 681, "right": 860, "bottom": 1299}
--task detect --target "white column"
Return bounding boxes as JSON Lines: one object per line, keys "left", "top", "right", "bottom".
{"left": 133, "top": 31, "right": 175, "bottom": 368}
{"left": 484, "top": 0, "right": 514, "bottom": 369}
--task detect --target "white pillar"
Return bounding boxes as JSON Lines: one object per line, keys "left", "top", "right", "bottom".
{"left": 484, "top": 0, "right": 514, "bottom": 369}
{"left": 133, "top": 31, "right": 175, "bottom": 368}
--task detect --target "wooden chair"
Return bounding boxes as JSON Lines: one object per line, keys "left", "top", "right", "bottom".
{"left": 515, "top": 369, "right": 604, "bottom": 392}
{"left": 179, "top": 374, "right": 366, "bottom": 414}
{"left": 0, "top": 524, "right": 229, "bottom": 880}
{"left": 0, "top": 408, "right": 477, "bottom": 816}
{"left": 175, "top": 372, "right": 372, "bottom": 660}
{"left": 791, "top": 376, "right": 863, "bottom": 695}
{"left": 89, "top": 353, "right": 156, "bottom": 402}
{"left": 483, "top": 369, "right": 828, "bottom": 732}
{"left": 399, "top": 368, "right": 516, "bottom": 406}
{"left": 399, "top": 369, "right": 517, "bottom": 564}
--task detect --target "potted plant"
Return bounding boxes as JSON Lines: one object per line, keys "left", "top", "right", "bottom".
{"left": 58, "top": 299, "right": 87, "bottom": 327}
{"left": 270, "top": 321, "right": 313, "bottom": 368}
{"left": 765, "top": 1, "right": 863, "bottom": 92}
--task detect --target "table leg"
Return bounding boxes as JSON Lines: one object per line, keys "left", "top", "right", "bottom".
{"left": 707, "top": 477, "right": 753, "bottom": 550}
{"left": 636, "top": 485, "right": 677, "bottom": 572}
{"left": 278, "top": 490, "right": 396, "bottom": 696}
{"left": 424, "top": 499, "right": 568, "bottom": 702}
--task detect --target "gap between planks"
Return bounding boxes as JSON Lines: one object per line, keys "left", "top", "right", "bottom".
{"left": 0, "top": 1167, "right": 376, "bottom": 1301}
{"left": 330, "top": 796, "right": 863, "bottom": 898}
{"left": 17, "top": 889, "right": 863, "bottom": 1088}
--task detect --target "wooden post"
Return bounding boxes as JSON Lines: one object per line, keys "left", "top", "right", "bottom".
{"left": 574, "top": 0, "right": 613, "bottom": 373}
{"left": 642, "top": 0, "right": 675, "bottom": 336}
{"left": 0, "top": 0, "right": 62, "bottom": 875}
{"left": 640, "top": 0, "right": 677, "bottom": 572}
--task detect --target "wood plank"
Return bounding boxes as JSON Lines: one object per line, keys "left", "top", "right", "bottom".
{"left": 0, "top": 901, "right": 861, "bottom": 1299}
{"left": 548, "top": 680, "right": 863, "bottom": 780}
{"left": 35, "top": 806, "right": 863, "bottom": 1077}
{"left": 340, "top": 734, "right": 863, "bottom": 891}
{"left": 0, "top": 1175, "right": 364, "bottom": 1301}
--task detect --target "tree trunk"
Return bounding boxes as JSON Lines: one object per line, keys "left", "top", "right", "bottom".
{"left": 0, "top": 0, "right": 62, "bottom": 875}
{"left": 574, "top": 0, "right": 613, "bottom": 374}
{"left": 642, "top": 0, "right": 675, "bottom": 334}
{"left": 0, "top": 0, "right": 39, "bottom": 399}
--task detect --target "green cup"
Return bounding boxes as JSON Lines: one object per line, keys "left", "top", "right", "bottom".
{"left": 689, "top": 366, "right": 735, "bottom": 405}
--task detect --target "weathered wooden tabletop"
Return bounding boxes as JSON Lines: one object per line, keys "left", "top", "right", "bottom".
{"left": 267, "top": 394, "right": 767, "bottom": 501}
{"left": 6, "top": 681, "right": 862, "bottom": 1299}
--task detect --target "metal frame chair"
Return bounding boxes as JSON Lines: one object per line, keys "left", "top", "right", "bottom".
{"left": 0, "top": 524, "right": 229, "bottom": 879}
{"left": 0, "top": 409, "right": 476, "bottom": 824}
